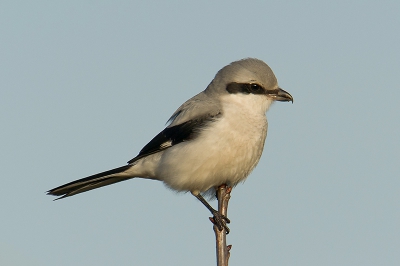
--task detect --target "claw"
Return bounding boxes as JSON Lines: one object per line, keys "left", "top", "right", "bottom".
{"left": 211, "top": 211, "right": 230, "bottom": 234}
{"left": 193, "top": 191, "right": 231, "bottom": 233}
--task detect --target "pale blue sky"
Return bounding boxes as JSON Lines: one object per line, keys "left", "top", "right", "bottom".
{"left": 1, "top": 1, "right": 399, "bottom": 265}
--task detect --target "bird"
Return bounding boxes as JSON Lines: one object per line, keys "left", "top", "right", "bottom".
{"left": 47, "top": 58, "right": 293, "bottom": 233}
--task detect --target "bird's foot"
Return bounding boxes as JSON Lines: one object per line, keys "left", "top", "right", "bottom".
{"left": 209, "top": 211, "right": 231, "bottom": 234}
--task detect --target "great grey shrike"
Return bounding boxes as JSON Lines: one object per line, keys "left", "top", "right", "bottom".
{"left": 47, "top": 58, "right": 293, "bottom": 233}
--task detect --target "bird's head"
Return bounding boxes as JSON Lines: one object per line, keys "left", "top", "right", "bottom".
{"left": 206, "top": 58, "right": 293, "bottom": 112}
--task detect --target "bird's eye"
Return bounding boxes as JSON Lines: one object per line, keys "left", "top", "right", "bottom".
{"left": 249, "top": 84, "right": 262, "bottom": 93}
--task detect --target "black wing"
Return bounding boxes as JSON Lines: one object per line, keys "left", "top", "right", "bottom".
{"left": 127, "top": 113, "right": 221, "bottom": 164}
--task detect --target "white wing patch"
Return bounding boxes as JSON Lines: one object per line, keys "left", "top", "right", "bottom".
{"left": 159, "top": 140, "right": 173, "bottom": 149}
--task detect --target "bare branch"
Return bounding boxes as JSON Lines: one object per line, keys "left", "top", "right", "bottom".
{"left": 213, "top": 185, "right": 232, "bottom": 266}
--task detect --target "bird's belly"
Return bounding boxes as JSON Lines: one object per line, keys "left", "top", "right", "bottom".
{"left": 157, "top": 116, "right": 267, "bottom": 192}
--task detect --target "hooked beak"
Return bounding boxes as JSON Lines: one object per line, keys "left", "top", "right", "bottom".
{"left": 268, "top": 88, "right": 293, "bottom": 103}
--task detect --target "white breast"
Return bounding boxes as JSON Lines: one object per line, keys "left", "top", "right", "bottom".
{"left": 156, "top": 93, "right": 271, "bottom": 193}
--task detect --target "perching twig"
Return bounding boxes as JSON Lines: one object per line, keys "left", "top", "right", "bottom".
{"left": 212, "top": 185, "right": 232, "bottom": 266}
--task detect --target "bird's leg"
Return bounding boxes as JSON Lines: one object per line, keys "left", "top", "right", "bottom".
{"left": 192, "top": 191, "right": 231, "bottom": 234}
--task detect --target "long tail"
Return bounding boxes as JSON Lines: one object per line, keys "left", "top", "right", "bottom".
{"left": 47, "top": 165, "right": 133, "bottom": 200}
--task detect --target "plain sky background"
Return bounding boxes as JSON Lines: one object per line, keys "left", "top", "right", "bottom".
{"left": 1, "top": 1, "right": 399, "bottom": 265}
